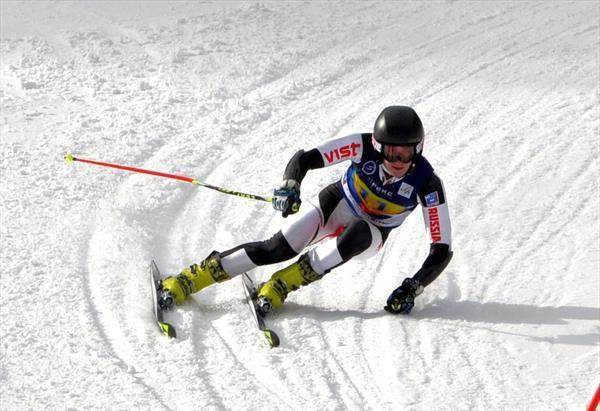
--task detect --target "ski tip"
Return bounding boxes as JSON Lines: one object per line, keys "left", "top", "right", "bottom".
{"left": 263, "top": 329, "right": 280, "bottom": 348}
{"left": 160, "top": 321, "right": 177, "bottom": 338}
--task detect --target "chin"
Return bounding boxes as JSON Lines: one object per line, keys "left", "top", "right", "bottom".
{"left": 390, "top": 167, "right": 408, "bottom": 177}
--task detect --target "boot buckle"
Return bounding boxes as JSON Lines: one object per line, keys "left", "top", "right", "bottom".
{"left": 158, "top": 290, "right": 175, "bottom": 311}
{"left": 257, "top": 297, "right": 272, "bottom": 317}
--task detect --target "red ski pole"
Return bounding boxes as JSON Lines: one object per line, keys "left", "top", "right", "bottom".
{"left": 64, "top": 153, "right": 274, "bottom": 204}
{"left": 588, "top": 384, "right": 600, "bottom": 411}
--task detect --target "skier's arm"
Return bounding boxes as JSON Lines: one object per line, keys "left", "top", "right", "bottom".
{"left": 282, "top": 148, "right": 324, "bottom": 183}
{"left": 274, "top": 134, "right": 365, "bottom": 216}
{"left": 283, "top": 133, "right": 365, "bottom": 183}
{"left": 413, "top": 243, "right": 453, "bottom": 287}
{"left": 415, "top": 173, "right": 453, "bottom": 287}
{"left": 385, "top": 172, "right": 453, "bottom": 314}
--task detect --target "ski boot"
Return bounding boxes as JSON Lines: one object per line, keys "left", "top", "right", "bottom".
{"left": 160, "top": 251, "right": 230, "bottom": 307}
{"left": 256, "top": 254, "right": 322, "bottom": 316}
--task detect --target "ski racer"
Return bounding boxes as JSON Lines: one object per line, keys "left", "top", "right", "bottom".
{"left": 159, "top": 106, "right": 453, "bottom": 315}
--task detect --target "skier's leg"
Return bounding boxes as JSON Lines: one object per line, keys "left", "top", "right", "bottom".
{"left": 161, "top": 206, "right": 322, "bottom": 305}
{"left": 218, "top": 203, "right": 323, "bottom": 276}
{"left": 162, "top": 184, "right": 344, "bottom": 306}
{"left": 216, "top": 182, "right": 345, "bottom": 276}
{"left": 257, "top": 188, "right": 379, "bottom": 311}
{"left": 307, "top": 219, "right": 390, "bottom": 274}
{"left": 161, "top": 198, "right": 325, "bottom": 305}
{"left": 257, "top": 217, "right": 391, "bottom": 311}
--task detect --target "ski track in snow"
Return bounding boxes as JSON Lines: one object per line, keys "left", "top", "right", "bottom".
{"left": 1, "top": 1, "right": 599, "bottom": 410}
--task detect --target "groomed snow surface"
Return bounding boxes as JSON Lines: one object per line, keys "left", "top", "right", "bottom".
{"left": 1, "top": 1, "right": 599, "bottom": 410}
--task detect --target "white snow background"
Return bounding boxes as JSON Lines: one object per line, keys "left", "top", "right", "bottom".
{"left": 1, "top": 1, "right": 599, "bottom": 410}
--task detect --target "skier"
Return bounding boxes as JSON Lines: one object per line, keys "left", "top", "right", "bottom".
{"left": 159, "top": 106, "right": 453, "bottom": 315}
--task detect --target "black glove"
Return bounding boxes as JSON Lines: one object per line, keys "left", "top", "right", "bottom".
{"left": 384, "top": 278, "right": 423, "bottom": 314}
{"left": 272, "top": 179, "right": 301, "bottom": 217}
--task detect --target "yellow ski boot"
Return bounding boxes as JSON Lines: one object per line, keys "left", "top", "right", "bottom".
{"left": 256, "top": 254, "right": 322, "bottom": 315}
{"left": 160, "top": 252, "right": 230, "bottom": 308}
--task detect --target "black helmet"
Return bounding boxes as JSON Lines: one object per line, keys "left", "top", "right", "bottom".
{"left": 372, "top": 106, "right": 424, "bottom": 159}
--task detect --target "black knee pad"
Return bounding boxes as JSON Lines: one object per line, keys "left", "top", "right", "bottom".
{"left": 221, "top": 231, "right": 298, "bottom": 266}
{"left": 336, "top": 220, "right": 373, "bottom": 261}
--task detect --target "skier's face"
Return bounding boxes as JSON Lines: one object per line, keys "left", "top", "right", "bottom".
{"left": 383, "top": 145, "right": 414, "bottom": 177}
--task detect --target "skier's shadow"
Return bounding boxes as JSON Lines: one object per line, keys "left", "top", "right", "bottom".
{"left": 278, "top": 300, "right": 599, "bottom": 347}
{"left": 413, "top": 299, "right": 598, "bottom": 325}
{"left": 279, "top": 302, "right": 386, "bottom": 322}
{"left": 416, "top": 300, "right": 599, "bottom": 346}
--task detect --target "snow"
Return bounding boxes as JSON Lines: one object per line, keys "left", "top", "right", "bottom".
{"left": 1, "top": 1, "right": 599, "bottom": 410}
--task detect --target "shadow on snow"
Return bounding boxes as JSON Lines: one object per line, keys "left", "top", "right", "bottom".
{"left": 277, "top": 299, "right": 599, "bottom": 347}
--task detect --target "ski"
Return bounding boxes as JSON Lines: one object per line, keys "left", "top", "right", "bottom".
{"left": 241, "top": 273, "right": 280, "bottom": 348}
{"left": 149, "top": 260, "right": 176, "bottom": 338}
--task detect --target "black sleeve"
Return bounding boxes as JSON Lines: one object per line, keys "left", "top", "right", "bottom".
{"left": 417, "top": 172, "right": 446, "bottom": 205}
{"left": 283, "top": 148, "right": 325, "bottom": 183}
{"left": 414, "top": 171, "right": 453, "bottom": 287}
{"left": 413, "top": 243, "right": 453, "bottom": 287}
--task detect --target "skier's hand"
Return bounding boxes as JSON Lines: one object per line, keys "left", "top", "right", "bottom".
{"left": 384, "top": 278, "right": 423, "bottom": 314}
{"left": 272, "top": 179, "right": 301, "bottom": 217}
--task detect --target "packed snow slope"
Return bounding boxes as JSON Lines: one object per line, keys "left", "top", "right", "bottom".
{"left": 1, "top": 1, "right": 599, "bottom": 410}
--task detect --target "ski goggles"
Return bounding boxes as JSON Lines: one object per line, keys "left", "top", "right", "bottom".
{"left": 383, "top": 146, "right": 415, "bottom": 163}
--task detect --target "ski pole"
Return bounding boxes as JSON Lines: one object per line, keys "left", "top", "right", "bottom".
{"left": 588, "top": 384, "right": 600, "bottom": 411}
{"left": 64, "top": 153, "right": 274, "bottom": 204}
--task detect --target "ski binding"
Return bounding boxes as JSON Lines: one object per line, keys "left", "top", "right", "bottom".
{"left": 241, "top": 273, "right": 280, "bottom": 348}
{"left": 150, "top": 260, "right": 176, "bottom": 338}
